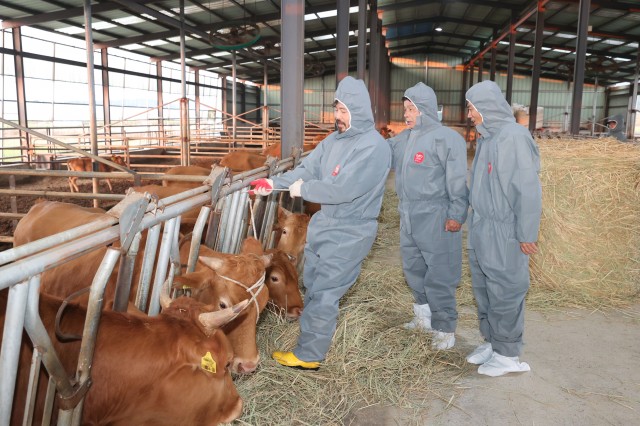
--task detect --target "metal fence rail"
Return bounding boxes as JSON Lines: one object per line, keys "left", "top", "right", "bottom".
{"left": 0, "top": 151, "right": 305, "bottom": 425}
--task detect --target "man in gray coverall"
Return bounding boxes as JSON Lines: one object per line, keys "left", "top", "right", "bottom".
{"left": 465, "top": 80, "right": 542, "bottom": 377}
{"left": 250, "top": 76, "right": 392, "bottom": 370}
{"left": 388, "top": 82, "right": 468, "bottom": 350}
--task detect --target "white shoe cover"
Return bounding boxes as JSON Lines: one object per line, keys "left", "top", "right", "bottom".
{"left": 477, "top": 352, "right": 531, "bottom": 377}
{"left": 431, "top": 331, "right": 455, "bottom": 350}
{"left": 466, "top": 342, "right": 493, "bottom": 365}
{"left": 403, "top": 303, "right": 432, "bottom": 332}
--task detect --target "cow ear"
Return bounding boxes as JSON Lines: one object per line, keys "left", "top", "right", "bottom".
{"left": 278, "top": 206, "right": 292, "bottom": 222}
{"left": 198, "top": 255, "right": 225, "bottom": 271}
{"left": 261, "top": 253, "right": 273, "bottom": 267}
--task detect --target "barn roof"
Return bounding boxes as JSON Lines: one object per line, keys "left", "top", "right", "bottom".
{"left": 1, "top": 0, "right": 638, "bottom": 86}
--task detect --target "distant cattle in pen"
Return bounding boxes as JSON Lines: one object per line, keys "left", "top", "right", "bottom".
{"left": 67, "top": 155, "right": 127, "bottom": 193}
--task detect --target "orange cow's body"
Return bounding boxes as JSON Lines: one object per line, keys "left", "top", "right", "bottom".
{"left": 3, "top": 290, "right": 243, "bottom": 425}
{"left": 67, "top": 155, "right": 127, "bottom": 193}
{"left": 13, "top": 200, "right": 271, "bottom": 374}
{"left": 379, "top": 126, "right": 396, "bottom": 139}
{"left": 262, "top": 142, "right": 317, "bottom": 159}
{"left": 162, "top": 165, "right": 211, "bottom": 188}
{"left": 219, "top": 151, "right": 268, "bottom": 172}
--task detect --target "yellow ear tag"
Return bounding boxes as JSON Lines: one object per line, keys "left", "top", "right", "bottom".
{"left": 201, "top": 351, "right": 217, "bottom": 374}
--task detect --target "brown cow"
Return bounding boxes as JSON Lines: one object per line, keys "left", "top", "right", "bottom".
{"left": 310, "top": 131, "right": 331, "bottom": 145}
{"left": 67, "top": 155, "right": 127, "bottom": 193}
{"left": 379, "top": 126, "right": 396, "bottom": 139}
{"left": 131, "top": 184, "right": 202, "bottom": 234}
{"left": 274, "top": 206, "right": 310, "bottom": 261}
{"left": 174, "top": 242, "right": 272, "bottom": 373}
{"left": 219, "top": 151, "right": 268, "bottom": 172}
{"left": 13, "top": 200, "right": 271, "bottom": 374}
{"left": 240, "top": 237, "right": 303, "bottom": 320}
{"left": 3, "top": 289, "right": 244, "bottom": 425}
{"left": 262, "top": 142, "right": 317, "bottom": 159}
{"left": 162, "top": 165, "right": 211, "bottom": 188}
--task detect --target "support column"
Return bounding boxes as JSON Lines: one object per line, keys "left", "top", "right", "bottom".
{"left": 263, "top": 60, "right": 269, "bottom": 135}
{"left": 629, "top": 46, "right": 640, "bottom": 139}
{"left": 570, "top": 0, "right": 591, "bottom": 135}
{"left": 357, "top": 0, "right": 367, "bottom": 80}
{"left": 281, "top": 0, "right": 305, "bottom": 157}
{"left": 490, "top": 36, "right": 497, "bottom": 81}
{"left": 368, "top": 3, "right": 380, "bottom": 120}
{"left": 477, "top": 57, "right": 484, "bottom": 83}
{"left": 100, "top": 48, "right": 112, "bottom": 145}
{"left": 12, "top": 28, "right": 29, "bottom": 164}
{"left": 506, "top": 17, "right": 516, "bottom": 104}
{"left": 195, "top": 69, "right": 201, "bottom": 135}
{"left": 336, "top": 0, "right": 350, "bottom": 85}
{"left": 156, "top": 62, "right": 165, "bottom": 139}
{"left": 179, "top": 0, "right": 190, "bottom": 165}
{"left": 232, "top": 51, "right": 237, "bottom": 145}
{"left": 460, "top": 67, "right": 468, "bottom": 123}
{"left": 83, "top": 0, "right": 100, "bottom": 207}
{"left": 529, "top": 1, "right": 545, "bottom": 132}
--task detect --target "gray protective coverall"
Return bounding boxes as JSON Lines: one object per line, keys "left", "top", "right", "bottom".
{"left": 272, "top": 76, "right": 392, "bottom": 362}
{"left": 388, "top": 83, "right": 468, "bottom": 333}
{"left": 607, "top": 113, "right": 627, "bottom": 142}
{"left": 466, "top": 80, "right": 542, "bottom": 357}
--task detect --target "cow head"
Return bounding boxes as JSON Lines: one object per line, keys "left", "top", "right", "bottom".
{"left": 109, "top": 155, "right": 127, "bottom": 167}
{"left": 265, "top": 248, "right": 303, "bottom": 320}
{"left": 274, "top": 206, "right": 310, "bottom": 260}
{"left": 173, "top": 246, "right": 272, "bottom": 374}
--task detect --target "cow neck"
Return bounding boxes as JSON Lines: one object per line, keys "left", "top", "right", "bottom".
{"left": 215, "top": 272, "right": 266, "bottom": 323}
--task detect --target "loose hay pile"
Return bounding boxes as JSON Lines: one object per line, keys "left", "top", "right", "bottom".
{"left": 232, "top": 138, "right": 639, "bottom": 424}
{"left": 233, "top": 191, "right": 470, "bottom": 425}
{"left": 531, "top": 137, "right": 640, "bottom": 309}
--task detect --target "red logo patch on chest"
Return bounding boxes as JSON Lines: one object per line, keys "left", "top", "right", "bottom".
{"left": 332, "top": 165, "right": 341, "bottom": 176}
{"left": 488, "top": 162, "right": 492, "bottom": 174}
{"left": 413, "top": 152, "right": 425, "bottom": 164}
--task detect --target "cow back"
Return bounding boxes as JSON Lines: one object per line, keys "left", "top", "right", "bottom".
{"left": 2, "top": 290, "right": 243, "bottom": 425}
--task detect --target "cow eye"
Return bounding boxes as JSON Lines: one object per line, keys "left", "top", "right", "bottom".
{"left": 219, "top": 302, "right": 227, "bottom": 309}
{"left": 270, "top": 275, "right": 280, "bottom": 283}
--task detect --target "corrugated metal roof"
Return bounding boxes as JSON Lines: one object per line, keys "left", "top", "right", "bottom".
{"left": 0, "top": 0, "right": 638, "bottom": 86}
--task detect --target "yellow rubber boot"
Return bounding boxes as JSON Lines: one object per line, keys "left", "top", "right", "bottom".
{"left": 272, "top": 351, "right": 320, "bottom": 371}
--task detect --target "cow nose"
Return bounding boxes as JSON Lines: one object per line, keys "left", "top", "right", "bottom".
{"left": 286, "top": 307, "right": 302, "bottom": 320}
{"left": 234, "top": 358, "right": 259, "bottom": 374}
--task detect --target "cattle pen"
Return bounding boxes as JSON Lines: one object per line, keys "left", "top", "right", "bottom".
{"left": 0, "top": 149, "right": 308, "bottom": 424}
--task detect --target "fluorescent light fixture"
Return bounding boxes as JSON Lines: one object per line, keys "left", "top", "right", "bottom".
{"left": 145, "top": 39, "right": 168, "bottom": 46}
{"left": 305, "top": 6, "right": 358, "bottom": 21}
{"left": 114, "top": 16, "right": 144, "bottom": 25}
{"left": 122, "top": 44, "right": 145, "bottom": 50}
{"left": 435, "top": 27, "right": 443, "bottom": 32}
{"left": 56, "top": 26, "right": 85, "bottom": 35}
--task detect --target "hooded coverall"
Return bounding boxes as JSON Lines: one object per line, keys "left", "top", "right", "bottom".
{"left": 388, "top": 83, "right": 468, "bottom": 333}
{"left": 466, "top": 80, "right": 542, "bottom": 357}
{"left": 607, "top": 113, "right": 627, "bottom": 142}
{"left": 272, "top": 76, "right": 391, "bottom": 362}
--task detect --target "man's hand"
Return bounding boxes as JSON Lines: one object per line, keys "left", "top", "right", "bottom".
{"left": 289, "top": 179, "right": 303, "bottom": 198}
{"left": 520, "top": 242, "right": 538, "bottom": 255}
{"left": 444, "top": 219, "right": 462, "bottom": 232}
{"left": 249, "top": 178, "right": 274, "bottom": 196}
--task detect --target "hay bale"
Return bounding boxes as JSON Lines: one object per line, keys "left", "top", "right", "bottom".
{"left": 531, "top": 137, "right": 640, "bottom": 308}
